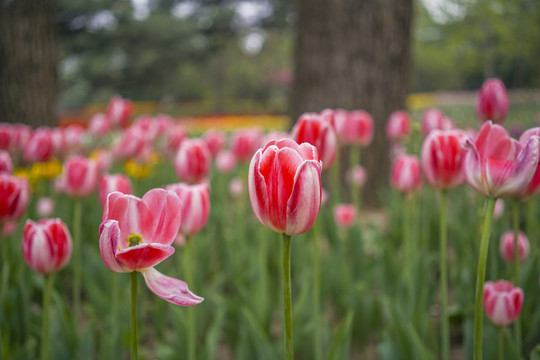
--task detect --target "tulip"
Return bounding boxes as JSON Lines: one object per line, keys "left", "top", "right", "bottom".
{"left": 165, "top": 182, "right": 210, "bottom": 237}
{"left": 56, "top": 156, "right": 98, "bottom": 198}
{"left": 483, "top": 280, "right": 523, "bottom": 326}
{"left": 231, "top": 128, "right": 263, "bottom": 162}
{"left": 346, "top": 165, "right": 367, "bottom": 187}
{"left": 391, "top": 154, "right": 421, "bottom": 193}
{"left": 292, "top": 113, "right": 337, "bottom": 170}
{"left": 215, "top": 150, "right": 236, "bottom": 174}
{"left": 88, "top": 113, "right": 111, "bottom": 136}
{"left": 333, "top": 204, "right": 357, "bottom": 228}
{"left": 228, "top": 177, "right": 244, "bottom": 198}
{"left": 421, "top": 129, "right": 467, "bottom": 189}
{"left": 0, "top": 150, "right": 13, "bottom": 174}
{"left": 421, "top": 108, "right": 445, "bottom": 136}
{"left": 248, "top": 138, "right": 322, "bottom": 236}
{"left": 332, "top": 109, "right": 373, "bottom": 146}
{"left": 36, "top": 197, "right": 55, "bottom": 218}
{"left": 106, "top": 95, "right": 132, "bottom": 129}
{"left": 493, "top": 198, "right": 505, "bottom": 219}
{"left": 463, "top": 121, "right": 540, "bottom": 198}
{"left": 203, "top": 129, "right": 227, "bottom": 156}
{"left": 174, "top": 138, "right": 211, "bottom": 184}
{"left": 476, "top": 78, "right": 508, "bottom": 124}
{"left": 63, "top": 125, "right": 85, "bottom": 155}
{"left": 112, "top": 127, "right": 149, "bottom": 161}
{"left": 0, "top": 173, "right": 30, "bottom": 223}
{"left": 23, "top": 127, "right": 55, "bottom": 163}
{"left": 22, "top": 218, "right": 72, "bottom": 274}
{"left": 386, "top": 110, "right": 410, "bottom": 141}
{"left": 517, "top": 127, "right": 540, "bottom": 197}
{"left": 99, "top": 174, "right": 133, "bottom": 207}
{"left": 500, "top": 230, "right": 529, "bottom": 263}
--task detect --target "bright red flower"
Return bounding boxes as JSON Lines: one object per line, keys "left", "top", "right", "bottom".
{"left": 292, "top": 113, "right": 337, "bottom": 170}
{"left": 174, "top": 138, "right": 211, "bottom": 184}
{"left": 476, "top": 78, "right": 508, "bottom": 124}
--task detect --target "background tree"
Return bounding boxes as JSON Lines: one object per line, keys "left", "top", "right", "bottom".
{"left": 291, "top": 0, "right": 414, "bottom": 206}
{"left": 0, "top": 0, "right": 58, "bottom": 126}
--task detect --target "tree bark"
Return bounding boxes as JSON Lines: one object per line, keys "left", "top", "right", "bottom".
{"left": 0, "top": 0, "right": 58, "bottom": 127}
{"left": 291, "top": 0, "right": 413, "bottom": 207}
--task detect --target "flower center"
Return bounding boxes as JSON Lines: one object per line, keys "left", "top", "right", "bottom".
{"left": 127, "top": 232, "right": 142, "bottom": 247}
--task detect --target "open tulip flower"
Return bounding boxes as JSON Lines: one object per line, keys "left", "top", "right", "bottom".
{"left": 248, "top": 138, "right": 322, "bottom": 236}
{"left": 463, "top": 121, "right": 540, "bottom": 198}
{"left": 483, "top": 280, "right": 523, "bottom": 327}
{"left": 99, "top": 188, "right": 203, "bottom": 306}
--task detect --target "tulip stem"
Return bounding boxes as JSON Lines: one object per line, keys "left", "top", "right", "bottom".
{"left": 511, "top": 199, "right": 522, "bottom": 355}
{"left": 282, "top": 233, "right": 293, "bottom": 360}
{"left": 312, "top": 221, "right": 322, "bottom": 360}
{"left": 72, "top": 199, "right": 82, "bottom": 327}
{"left": 130, "top": 271, "right": 138, "bottom": 360}
{"left": 350, "top": 146, "right": 362, "bottom": 213}
{"left": 439, "top": 190, "right": 449, "bottom": 360}
{"left": 498, "top": 326, "right": 504, "bottom": 360}
{"left": 332, "top": 145, "right": 342, "bottom": 204}
{"left": 41, "top": 273, "right": 54, "bottom": 360}
{"left": 473, "top": 196, "right": 496, "bottom": 360}
{"left": 184, "top": 236, "right": 195, "bottom": 360}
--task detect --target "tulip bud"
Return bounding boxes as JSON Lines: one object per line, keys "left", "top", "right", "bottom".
{"left": 0, "top": 150, "right": 13, "bottom": 174}
{"left": 386, "top": 111, "right": 410, "bottom": 141}
{"left": 0, "top": 173, "right": 30, "bottom": 222}
{"left": 22, "top": 219, "right": 72, "bottom": 274}
{"left": 215, "top": 150, "right": 237, "bottom": 174}
{"left": 292, "top": 113, "right": 337, "bottom": 170}
{"left": 203, "top": 129, "right": 227, "bottom": 157}
{"left": 499, "top": 230, "right": 529, "bottom": 263}
{"left": 476, "top": 78, "right": 508, "bottom": 124}
{"left": 333, "top": 204, "right": 357, "bottom": 228}
{"left": 332, "top": 109, "right": 373, "bottom": 146}
{"left": 99, "top": 174, "right": 133, "bottom": 207}
{"left": 174, "top": 139, "right": 211, "bottom": 184}
{"left": 346, "top": 165, "right": 367, "bottom": 187}
{"left": 57, "top": 156, "right": 98, "bottom": 197}
{"left": 36, "top": 197, "right": 55, "bottom": 218}
{"left": 391, "top": 154, "right": 421, "bottom": 193}
{"left": 483, "top": 280, "right": 523, "bottom": 326}
{"left": 166, "top": 182, "right": 210, "bottom": 237}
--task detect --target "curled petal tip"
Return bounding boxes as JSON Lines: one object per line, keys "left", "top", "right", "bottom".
{"left": 141, "top": 267, "right": 204, "bottom": 306}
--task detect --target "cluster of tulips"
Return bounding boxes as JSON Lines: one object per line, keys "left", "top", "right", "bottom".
{"left": 0, "top": 77, "right": 537, "bottom": 359}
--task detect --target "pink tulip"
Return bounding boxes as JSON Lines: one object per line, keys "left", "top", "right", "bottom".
{"left": 333, "top": 204, "right": 357, "bottom": 228}
{"left": 292, "top": 113, "right": 337, "bottom": 170}
{"left": 231, "top": 128, "right": 263, "bottom": 162}
{"left": 166, "top": 182, "right": 210, "bottom": 237}
{"left": 386, "top": 111, "right": 410, "bottom": 141}
{"left": 174, "top": 138, "right": 211, "bottom": 184}
{"left": 63, "top": 125, "right": 85, "bottom": 155}
{"left": 203, "top": 129, "right": 227, "bottom": 156}
{"left": 248, "top": 138, "right": 322, "bottom": 235}
{"left": 88, "top": 113, "right": 111, "bottom": 136}
{"left": 112, "top": 127, "right": 148, "bottom": 161}
{"left": 93, "top": 149, "right": 113, "bottom": 173}
{"left": 476, "top": 78, "right": 508, "bottom": 124}
{"left": 215, "top": 150, "right": 237, "bottom": 174}
{"left": 228, "top": 177, "right": 244, "bottom": 198}
{"left": 36, "top": 197, "right": 55, "bottom": 217}
{"left": 99, "top": 189, "right": 203, "bottom": 306}
{"left": 56, "top": 156, "right": 98, "bottom": 197}
{"left": 0, "top": 151, "right": 13, "bottom": 174}
{"left": 23, "top": 127, "right": 55, "bottom": 163}
{"left": 517, "top": 127, "right": 540, "bottom": 197}
{"left": 463, "top": 121, "right": 540, "bottom": 198}
{"left": 483, "top": 280, "right": 523, "bottom": 326}
{"left": 391, "top": 154, "right": 422, "bottom": 193}
{"left": 0, "top": 174, "right": 30, "bottom": 222}
{"left": 22, "top": 219, "right": 72, "bottom": 274}
{"left": 499, "top": 230, "right": 530, "bottom": 263}
{"left": 332, "top": 109, "right": 374, "bottom": 146}
{"left": 99, "top": 174, "right": 133, "bottom": 207}
{"left": 346, "top": 165, "right": 367, "bottom": 187}
{"left": 421, "top": 108, "right": 445, "bottom": 136}
{"left": 106, "top": 95, "right": 132, "bottom": 129}
{"left": 421, "top": 129, "right": 466, "bottom": 189}
{"left": 493, "top": 199, "right": 505, "bottom": 219}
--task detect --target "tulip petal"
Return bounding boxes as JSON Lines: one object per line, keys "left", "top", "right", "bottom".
{"left": 116, "top": 243, "right": 175, "bottom": 270}
{"left": 248, "top": 149, "right": 275, "bottom": 231}
{"left": 140, "top": 267, "right": 204, "bottom": 306}
{"left": 286, "top": 160, "right": 322, "bottom": 235}
{"left": 99, "top": 220, "right": 130, "bottom": 273}
{"left": 463, "top": 138, "right": 487, "bottom": 195}
{"left": 141, "top": 189, "right": 182, "bottom": 245}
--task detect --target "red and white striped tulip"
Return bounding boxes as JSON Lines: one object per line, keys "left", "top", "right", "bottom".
{"left": 166, "top": 182, "right": 210, "bottom": 237}
{"left": 99, "top": 174, "right": 133, "bottom": 207}
{"left": 421, "top": 108, "right": 445, "bottom": 136}
{"left": 386, "top": 111, "right": 410, "bottom": 141}
{"left": 57, "top": 156, "right": 98, "bottom": 197}
{"left": 391, "top": 154, "right": 422, "bottom": 193}
{"left": 174, "top": 138, "right": 211, "bottom": 184}
{"left": 0, "top": 174, "right": 30, "bottom": 222}
{"left": 463, "top": 121, "right": 540, "bottom": 198}
{"left": 333, "top": 204, "right": 357, "bottom": 228}
{"left": 215, "top": 150, "right": 237, "bottom": 174}
{"left": 231, "top": 128, "right": 263, "bottom": 162}
{"left": 483, "top": 280, "right": 523, "bottom": 326}
{"left": 332, "top": 109, "right": 374, "bottom": 146}
{"left": 23, "top": 127, "right": 55, "bottom": 163}
{"left": 22, "top": 218, "right": 72, "bottom": 274}
{"left": 106, "top": 95, "right": 132, "bottom": 129}
{"left": 476, "top": 78, "right": 508, "bottom": 124}
{"left": 99, "top": 189, "right": 203, "bottom": 306}
{"left": 88, "top": 113, "right": 111, "bottom": 136}
{"left": 248, "top": 139, "right": 322, "bottom": 235}
{"left": 517, "top": 127, "right": 540, "bottom": 197}
{"left": 499, "top": 230, "right": 530, "bottom": 263}
{"left": 203, "top": 129, "right": 227, "bottom": 157}
{"left": 292, "top": 113, "right": 337, "bottom": 170}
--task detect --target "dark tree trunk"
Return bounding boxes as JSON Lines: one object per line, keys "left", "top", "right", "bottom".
{"left": 0, "top": 0, "right": 58, "bottom": 127}
{"left": 291, "top": 0, "right": 413, "bottom": 207}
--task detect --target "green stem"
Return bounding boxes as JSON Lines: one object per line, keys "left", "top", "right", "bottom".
{"left": 332, "top": 145, "right": 342, "bottom": 204}
{"left": 41, "top": 273, "right": 55, "bottom": 360}
{"left": 109, "top": 273, "right": 120, "bottom": 358}
{"left": 498, "top": 327, "right": 504, "bottom": 360}
{"left": 511, "top": 199, "right": 522, "bottom": 355}
{"left": 526, "top": 198, "right": 536, "bottom": 242}
{"left": 439, "top": 190, "right": 449, "bottom": 360}
{"left": 130, "top": 271, "right": 138, "bottom": 360}
{"left": 349, "top": 146, "right": 362, "bottom": 212}
{"left": 404, "top": 193, "right": 415, "bottom": 310}
{"left": 473, "top": 196, "right": 497, "bottom": 360}
{"left": 184, "top": 237, "right": 195, "bottom": 360}
{"left": 282, "top": 233, "right": 293, "bottom": 360}
{"left": 312, "top": 221, "right": 322, "bottom": 360}
{"left": 72, "top": 200, "right": 82, "bottom": 326}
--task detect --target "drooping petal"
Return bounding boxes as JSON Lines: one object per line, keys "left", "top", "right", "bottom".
{"left": 99, "top": 220, "right": 130, "bottom": 273}
{"left": 115, "top": 243, "right": 175, "bottom": 270}
{"left": 286, "top": 160, "right": 322, "bottom": 235}
{"left": 141, "top": 189, "right": 182, "bottom": 245}
{"left": 140, "top": 267, "right": 204, "bottom": 306}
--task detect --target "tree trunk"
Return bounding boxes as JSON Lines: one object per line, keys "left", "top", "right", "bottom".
{"left": 0, "top": 0, "right": 58, "bottom": 127}
{"left": 291, "top": 0, "right": 413, "bottom": 207}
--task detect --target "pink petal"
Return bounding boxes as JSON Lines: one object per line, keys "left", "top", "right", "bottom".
{"left": 99, "top": 220, "right": 130, "bottom": 273}
{"left": 141, "top": 189, "right": 182, "bottom": 245}
{"left": 248, "top": 149, "right": 275, "bottom": 231}
{"left": 116, "top": 243, "right": 175, "bottom": 270}
{"left": 463, "top": 138, "right": 487, "bottom": 195}
{"left": 140, "top": 267, "right": 204, "bottom": 306}
{"left": 286, "top": 160, "right": 322, "bottom": 235}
